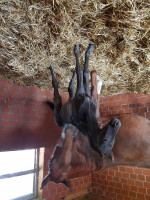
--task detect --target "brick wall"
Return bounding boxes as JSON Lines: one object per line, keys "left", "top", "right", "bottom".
{"left": 0, "top": 78, "right": 63, "bottom": 150}
{"left": 0, "top": 78, "right": 91, "bottom": 200}
{"left": 91, "top": 93, "right": 150, "bottom": 200}
{"left": 1, "top": 78, "right": 150, "bottom": 200}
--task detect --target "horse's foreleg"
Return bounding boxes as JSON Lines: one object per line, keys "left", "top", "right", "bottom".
{"left": 91, "top": 70, "right": 100, "bottom": 118}
{"left": 83, "top": 44, "right": 94, "bottom": 96}
{"left": 68, "top": 71, "right": 76, "bottom": 99}
{"left": 74, "top": 44, "right": 85, "bottom": 96}
{"left": 49, "top": 65, "right": 63, "bottom": 127}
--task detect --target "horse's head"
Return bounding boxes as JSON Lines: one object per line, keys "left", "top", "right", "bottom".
{"left": 99, "top": 118, "right": 121, "bottom": 160}
{"left": 41, "top": 125, "right": 74, "bottom": 190}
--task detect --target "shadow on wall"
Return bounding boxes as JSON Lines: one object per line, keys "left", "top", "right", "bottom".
{"left": 0, "top": 79, "right": 64, "bottom": 151}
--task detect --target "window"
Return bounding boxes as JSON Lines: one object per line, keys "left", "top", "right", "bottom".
{"left": 0, "top": 149, "right": 39, "bottom": 200}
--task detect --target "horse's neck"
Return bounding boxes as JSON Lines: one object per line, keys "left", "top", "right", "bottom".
{"left": 71, "top": 132, "right": 102, "bottom": 168}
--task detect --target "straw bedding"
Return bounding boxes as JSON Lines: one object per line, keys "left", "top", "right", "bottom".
{"left": 0, "top": 0, "right": 150, "bottom": 96}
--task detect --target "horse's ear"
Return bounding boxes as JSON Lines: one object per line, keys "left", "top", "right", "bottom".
{"left": 44, "top": 101, "right": 55, "bottom": 111}
{"left": 62, "top": 180, "right": 72, "bottom": 192}
{"left": 41, "top": 174, "right": 52, "bottom": 189}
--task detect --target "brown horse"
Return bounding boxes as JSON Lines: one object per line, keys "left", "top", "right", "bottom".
{"left": 41, "top": 71, "right": 150, "bottom": 190}
{"left": 46, "top": 44, "right": 121, "bottom": 158}
{"left": 91, "top": 70, "right": 150, "bottom": 168}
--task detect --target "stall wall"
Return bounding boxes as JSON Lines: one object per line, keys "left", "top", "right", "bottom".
{"left": 0, "top": 78, "right": 91, "bottom": 200}
{"left": 0, "top": 78, "right": 150, "bottom": 200}
{"left": 91, "top": 92, "right": 150, "bottom": 200}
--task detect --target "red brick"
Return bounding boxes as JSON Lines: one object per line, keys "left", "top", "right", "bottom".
{"left": 143, "top": 169, "right": 150, "bottom": 176}
{"left": 147, "top": 188, "right": 150, "bottom": 195}
{"left": 139, "top": 97, "right": 148, "bottom": 102}
{"left": 106, "top": 111, "right": 112, "bottom": 115}
{"left": 118, "top": 109, "right": 125, "bottom": 114}
{"left": 122, "top": 104, "right": 128, "bottom": 109}
{"left": 109, "top": 97, "right": 115, "bottom": 102}
{"left": 109, "top": 181, "right": 116, "bottom": 187}
{"left": 1, "top": 120, "right": 10, "bottom": 127}
{"left": 123, "top": 184, "right": 130, "bottom": 190}
{"left": 115, "top": 183, "right": 122, "bottom": 189}
{"left": 131, "top": 98, "right": 139, "bottom": 103}
{"left": 100, "top": 103, "right": 105, "bottom": 107}
{"left": 112, "top": 110, "right": 118, "bottom": 114}
{"left": 145, "top": 102, "right": 150, "bottom": 106}
{"left": 4, "top": 113, "right": 14, "bottom": 120}
{"left": 102, "top": 180, "right": 108, "bottom": 185}
{"left": 100, "top": 112, "right": 106, "bottom": 117}
{"left": 126, "top": 167, "right": 134, "bottom": 173}
{"left": 130, "top": 185, "right": 138, "bottom": 192}
{"left": 113, "top": 166, "right": 119, "bottom": 171}
{"left": 146, "top": 195, "right": 150, "bottom": 200}
{"left": 109, "top": 170, "right": 115, "bottom": 176}
{"left": 124, "top": 108, "right": 132, "bottom": 113}
{"left": 146, "top": 176, "right": 150, "bottom": 182}
{"left": 134, "top": 168, "right": 143, "bottom": 175}
{"left": 136, "top": 180, "right": 144, "bottom": 187}
{"left": 116, "top": 171, "right": 122, "bottom": 177}
{"left": 137, "top": 193, "right": 145, "bottom": 199}
{"left": 120, "top": 178, "right": 128, "bottom": 184}
{"left": 103, "top": 98, "right": 109, "bottom": 103}
{"left": 110, "top": 192, "right": 117, "bottom": 198}
{"left": 121, "top": 94, "right": 129, "bottom": 100}
{"left": 140, "top": 107, "right": 147, "bottom": 113}
{"left": 130, "top": 173, "right": 137, "bottom": 180}
{"left": 109, "top": 106, "right": 115, "bottom": 111}
{"left": 122, "top": 172, "right": 129, "bottom": 178}
{"left": 117, "top": 194, "right": 124, "bottom": 200}
{"left": 100, "top": 174, "right": 106, "bottom": 179}
{"left": 138, "top": 175, "right": 145, "bottom": 181}
{"left": 137, "top": 102, "right": 145, "bottom": 107}
{"left": 128, "top": 179, "right": 135, "bottom": 186}
{"left": 129, "top": 191, "right": 136, "bottom": 198}
{"left": 114, "top": 95, "right": 121, "bottom": 101}
{"left": 122, "top": 189, "right": 129, "bottom": 196}
{"left": 113, "top": 176, "right": 120, "bottom": 182}
{"left": 136, "top": 93, "right": 145, "bottom": 97}
{"left": 129, "top": 103, "right": 137, "bottom": 108}
{"left": 132, "top": 108, "right": 139, "bottom": 113}
{"left": 107, "top": 175, "right": 113, "bottom": 181}
{"left": 144, "top": 182, "right": 150, "bottom": 188}
{"left": 0, "top": 113, "right": 3, "bottom": 119}
{"left": 124, "top": 197, "right": 132, "bottom": 200}
{"left": 114, "top": 187, "right": 121, "bottom": 194}
{"left": 119, "top": 166, "right": 126, "bottom": 172}
{"left": 108, "top": 186, "right": 114, "bottom": 192}
{"left": 138, "top": 187, "right": 146, "bottom": 194}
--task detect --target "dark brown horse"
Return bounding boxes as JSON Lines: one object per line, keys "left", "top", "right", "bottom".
{"left": 46, "top": 44, "right": 121, "bottom": 158}
{"left": 41, "top": 70, "right": 150, "bottom": 190}
{"left": 41, "top": 124, "right": 109, "bottom": 190}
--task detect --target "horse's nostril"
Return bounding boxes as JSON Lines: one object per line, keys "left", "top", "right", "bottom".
{"left": 112, "top": 119, "right": 121, "bottom": 127}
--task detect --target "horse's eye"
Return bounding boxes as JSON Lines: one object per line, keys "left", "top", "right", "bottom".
{"left": 104, "top": 138, "right": 107, "bottom": 142}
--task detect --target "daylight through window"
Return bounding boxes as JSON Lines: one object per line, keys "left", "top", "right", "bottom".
{"left": 0, "top": 149, "right": 39, "bottom": 200}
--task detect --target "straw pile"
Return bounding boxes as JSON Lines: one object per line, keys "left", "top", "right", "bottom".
{"left": 0, "top": 0, "right": 150, "bottom": 96}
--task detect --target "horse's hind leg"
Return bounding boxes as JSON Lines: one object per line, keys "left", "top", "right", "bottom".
{"left": 83, "top": 44, "right": 94, "bottom": 97}
{"left": 74, "top": 44, "right": 85, "bottom": 96}
{"left": 68, "top": 71, "right": 76, "bottom": 99}
{"left": 49, "top": 65, "right": 63, "bottom": 127}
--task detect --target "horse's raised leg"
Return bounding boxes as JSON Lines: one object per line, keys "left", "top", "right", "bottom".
{"left": 83, "top": 44, "right": 94, "bottom": 96}
{"left": 74, "top": 44, "right": 85, "bottom": 96}
{"left": 68, "top": 71, "right": 76, "bottom": 99}
{"left": 49, "top": 65, "right": 63, "bottom": 127}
